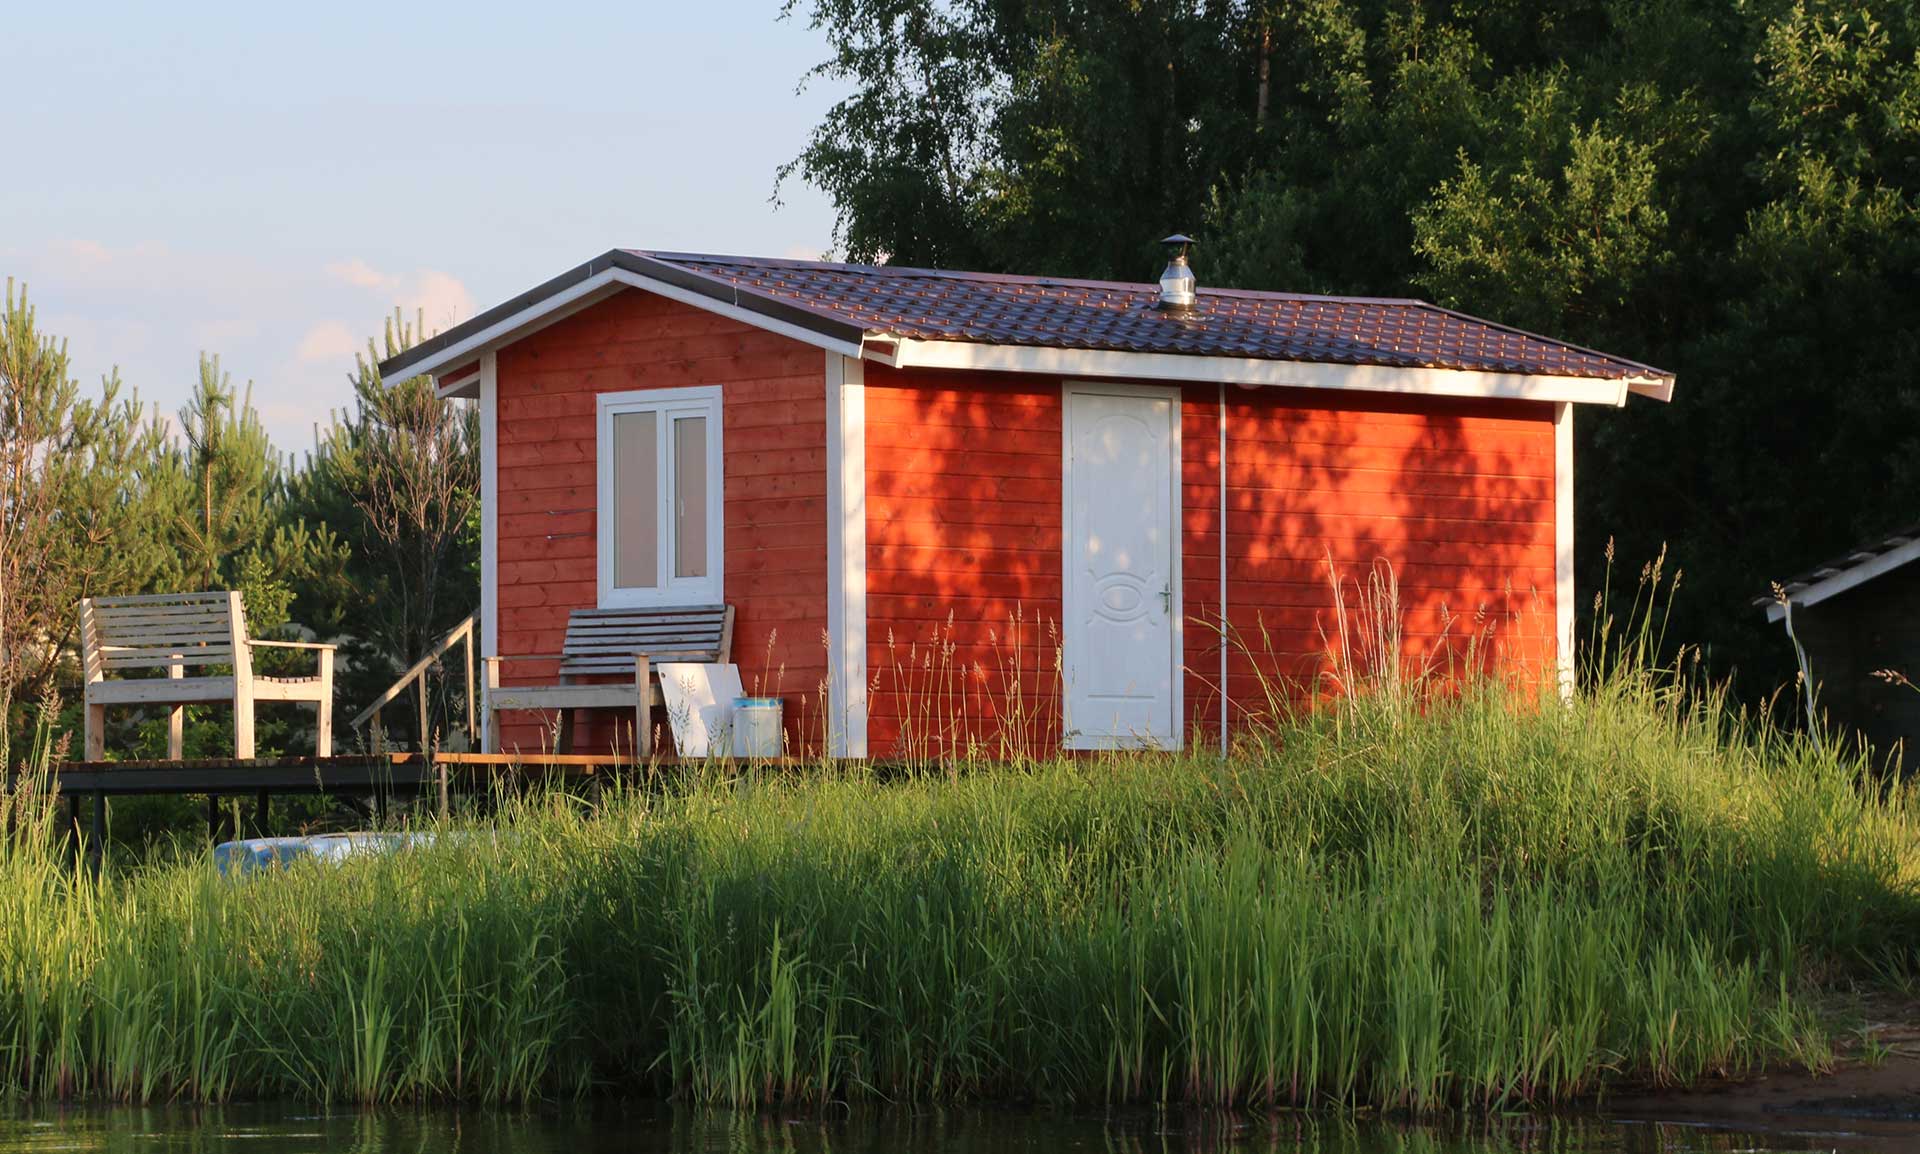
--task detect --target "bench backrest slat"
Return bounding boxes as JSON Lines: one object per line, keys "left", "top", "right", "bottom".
{"left": 80, "top": 592, "right": 250, "bottom": 680}
{"left": 556, "top": 604, "right": 734, "bottom": 678}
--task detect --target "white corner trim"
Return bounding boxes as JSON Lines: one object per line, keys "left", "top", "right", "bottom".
{"left": 1765, "top": 536, "right": 1920, "bottom": 622}
{"left": 479, "top": 350, "right": 500, "bottom": 751}
{"left": 1554, "top": 402, "right": 1575, "bottom": 700}
{"left": 825, "top": 353, "right": 869, "bottom": 757}
{"left": 882, "top": 338, "right": 1649, "bottom": 407}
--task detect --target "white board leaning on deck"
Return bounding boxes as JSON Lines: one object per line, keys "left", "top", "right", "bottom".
{"left": 656, "top": 663, "right": 745, "bottom": 758}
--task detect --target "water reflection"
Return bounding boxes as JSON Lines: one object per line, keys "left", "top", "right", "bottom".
{"left": 0, "top": 1105, "right": 1886, "bottom": 1153}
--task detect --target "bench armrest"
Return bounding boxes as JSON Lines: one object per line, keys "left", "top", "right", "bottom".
{"left": 249, "top": 640, "right": 337, "bottom": 651}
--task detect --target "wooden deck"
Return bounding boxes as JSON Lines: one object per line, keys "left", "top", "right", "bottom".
{"left": 42, "top": 751, "right": 635, "bottom": 797}
{"left": 20, "top": 752, "right": 644, "bottom": 860}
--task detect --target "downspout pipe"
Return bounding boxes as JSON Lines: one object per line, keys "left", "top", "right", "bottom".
{"left": 1219, "top": 381, "right": 1229, "bottom": 758}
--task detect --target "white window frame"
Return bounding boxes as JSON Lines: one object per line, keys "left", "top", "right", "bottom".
{"left": 596, "top": 385, "right": 725, "bottom": 609}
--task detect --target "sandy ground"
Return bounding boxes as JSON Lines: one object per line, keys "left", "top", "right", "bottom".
{"left": 1601, "top": 1016, "right": 1920, "bottom": 1149}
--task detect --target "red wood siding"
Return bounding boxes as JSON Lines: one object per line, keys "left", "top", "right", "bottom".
{"left": 1182, "top": 389, "right": 1558, "bottom": 744}
{"left": 864, "top": 367, "right": 1064, "bottom": 757}
{"left": 864, "top": 368, "right": 1559, "bottom": 758}
{"left": 492, "top": 290, "right": 829, "bottom": 755}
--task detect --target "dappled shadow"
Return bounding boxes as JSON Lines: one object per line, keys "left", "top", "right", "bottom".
{"left": 1196, "top": 389, "right": 1560, "bottom": 739}
{"left": 863, "top": 367, "right": 1561, "bottom": 759}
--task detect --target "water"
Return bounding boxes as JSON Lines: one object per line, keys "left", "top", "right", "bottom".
{"left": 0, "top": 1106, "right": 1905, "bottom": 1154}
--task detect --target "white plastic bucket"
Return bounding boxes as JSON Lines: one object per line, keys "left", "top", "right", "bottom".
{"left": 730, "top": 697, "right": 784, "bottom": 757}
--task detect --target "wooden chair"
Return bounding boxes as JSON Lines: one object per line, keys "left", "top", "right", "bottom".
{"left": 483, "top": 605, "right": 735, "bottom": 757}
{"left": 78, "top": 591, "right": 336, "bottom": 762}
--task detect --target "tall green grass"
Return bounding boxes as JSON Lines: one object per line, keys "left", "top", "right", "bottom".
{"left": 1, "top": 634, "right": 1916, "bottom": 1109}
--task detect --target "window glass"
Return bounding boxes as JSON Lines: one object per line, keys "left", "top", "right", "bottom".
{"left": 612, "top": 410, "right": 658, "bottom": 588}
{"left": 674, "top": 415, "right": 708, "bottom": 578}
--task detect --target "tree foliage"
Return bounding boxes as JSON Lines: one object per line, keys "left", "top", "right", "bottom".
{"left": 784, "top": 0, "right": 1920, "bottom": 687}
{"left": 288, "top": 310, "right": 480, "bottom": 741}
{"left": 0, "top": 287, "right": 478, "bottom": 763}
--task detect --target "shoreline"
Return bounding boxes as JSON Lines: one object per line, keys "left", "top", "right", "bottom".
{"left": 1600, "top": 1021, "right": 1920, "bottom": 1148}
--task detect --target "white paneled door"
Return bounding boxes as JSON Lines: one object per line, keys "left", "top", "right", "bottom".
{"left": 1063, "top": 384, "right": 1181, "bottom": 749}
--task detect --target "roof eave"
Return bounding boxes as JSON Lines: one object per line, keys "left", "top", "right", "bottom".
{"left": 875, "top": 336, "right": 1664, "bottom": 406}
{"left": 378, "top": 249, "right": 869, "bottom": 387}
{"left": 1761, "top": 535, "right": 1920, "bottom": 621}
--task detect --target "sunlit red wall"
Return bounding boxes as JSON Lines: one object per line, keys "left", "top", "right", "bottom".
{"left": 862, "top": 365, "right": 1559, "bottom": 757}
{"left": 490, "top": 290, "right": 829, "bottom": 756}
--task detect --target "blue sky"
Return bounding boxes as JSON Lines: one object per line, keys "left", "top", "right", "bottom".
{"left": 2, "top": 2, "right": 846, "bottom": 449}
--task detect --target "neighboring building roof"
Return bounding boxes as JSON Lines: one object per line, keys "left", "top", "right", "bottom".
{"left": 380, "top": 248, "right": 1676, "bottom": 404}
{"left": 1761, "top": 525, "right": 1920, "bottom": 622}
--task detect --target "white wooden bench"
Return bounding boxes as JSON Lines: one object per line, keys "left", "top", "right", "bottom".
{"left": 78, "top": 591, "right": 336, "bottom": 762}
{"left": 482, "top": 604, "right": 735, "bottom": 757}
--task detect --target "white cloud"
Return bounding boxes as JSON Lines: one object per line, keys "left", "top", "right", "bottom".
{"left": 400, "top": 270, "right": 474, "bottom": 335}
{"left": 325, "top": 258, "right": 474, "bottom": 338}
{"left": 296, "top": 320, "right": 360, "bottom": 363}
{"left": 324, "top": 258, "right": 391, "bottom": 290}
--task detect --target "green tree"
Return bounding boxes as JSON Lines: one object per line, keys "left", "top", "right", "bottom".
{"left": 783, "top": 0, "right": 1920, "bottom": 692}
{"left": 288, "top": 310, "right": 479, "bottom": 748}
{"left": 0, "top": 281, "right": 174, "bottom": 760}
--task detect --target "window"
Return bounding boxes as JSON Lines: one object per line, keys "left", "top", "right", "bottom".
{"left": 597, "top": 387, "right": 723, "bottom": 607}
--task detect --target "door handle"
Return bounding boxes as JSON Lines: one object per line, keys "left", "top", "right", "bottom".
{"left": 1159, "top": 585, "right": 1171, "bottom": 614}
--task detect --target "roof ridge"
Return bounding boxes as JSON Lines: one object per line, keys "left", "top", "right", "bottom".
{"left": 630, "top": 250, "right": 1437, "bottom": 310}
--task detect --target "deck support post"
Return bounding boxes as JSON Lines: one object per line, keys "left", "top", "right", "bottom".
{"left": 90, "top": 791, "right": 105, "bottom": 875}
{"left": 415, "top": 679, "right": 430, "bottom": 755}
{"left": 254, "top": 790, "right": 270, "bottom": 837}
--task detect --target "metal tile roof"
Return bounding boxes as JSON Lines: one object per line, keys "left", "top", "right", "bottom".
{"left": 635, "top": 251, "right": 1674, "bottom": 382}
{"left": 376, "top": 248, "right": 1675, "bottom": 390}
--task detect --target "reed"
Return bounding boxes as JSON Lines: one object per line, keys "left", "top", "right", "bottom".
{"left": 0, "top": 582, "right": 1914, "bottom": 1109}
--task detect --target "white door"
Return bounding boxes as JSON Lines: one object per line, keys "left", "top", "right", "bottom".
{"left": 1063, "top": 385, "right": 1180, "bottom": 749}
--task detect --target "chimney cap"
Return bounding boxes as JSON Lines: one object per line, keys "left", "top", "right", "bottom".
{"left": 1157, "top": 234, "right": 1197, "bottom": 311}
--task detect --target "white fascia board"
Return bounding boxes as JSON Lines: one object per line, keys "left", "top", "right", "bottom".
{"left": 606, "top": 269, "right": 866, "bottom": 360}
{"left": 429, "top": 270, "right": 627, "bottom": 398}
{"left": 881, "top": 338, "right": 1641, "bottom": 407}
{"left": 428, "top": 268, "right": 867, "bottom": 399}
{"left": 1627, "top": 376, "right": 1674, "bottom": 403}
{"left": 1764, "top": 536, "right": 1920, "bottom": 622}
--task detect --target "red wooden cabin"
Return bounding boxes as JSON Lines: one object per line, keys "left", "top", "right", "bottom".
{"left": 379, "top": 247, "right": 1674, "bottom": 758}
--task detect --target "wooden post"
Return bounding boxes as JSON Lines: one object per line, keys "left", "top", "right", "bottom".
{"left": 206, "top": 794, "right": 220, "bottom": 842}
{"left": 315, "top": 646, "right": 335, "bottom": 757}
{"left": 415, "top": 676, "right": 430, "bottom": 755}
{"left": 462, "top": 626, "right": 476, "bottom": 746}
{"left": 91, "top": 792, "right": 105, "bottom": 874}
{"left": 436, "top": 754, "right": 450, "bottom": 820}
{"left": 229, "top": 592, "right": 256, "bottom": 760}
{"left": 79, "top": 599, "right": 106, "bottom": 763}
{"left": 482, "top": 657, "right": 501, "bottom": 754}
{"left": 254, "top": 790, "right": 270, "bottom": 836}
{"left": 634, "top": 655, "right": 652, "bottom": 759}
{"left": 167, "top": 659, "right": 185, "bottom": 760}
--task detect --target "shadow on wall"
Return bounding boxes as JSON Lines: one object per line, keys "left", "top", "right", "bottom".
{"left": 865, "top": 376, "right": 1560, "bottom": 761}
{"left": 1198, "top": 389, "right": 1560, "bottom": 733}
